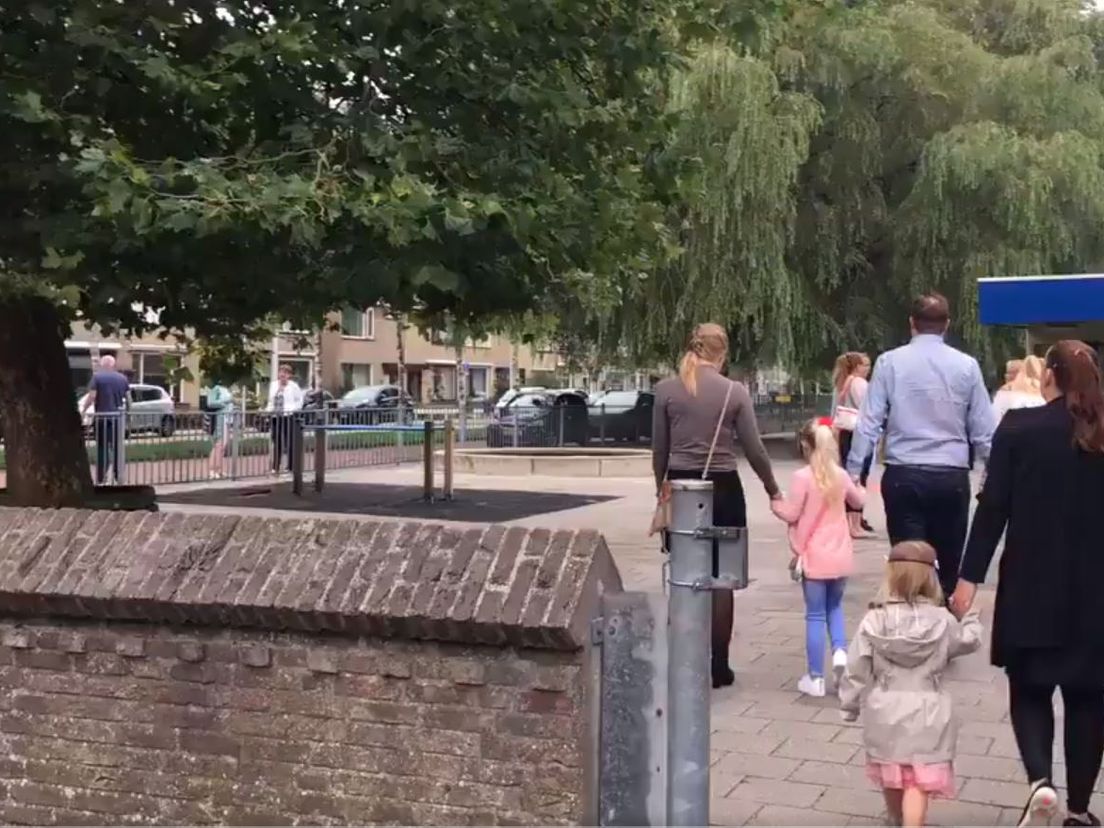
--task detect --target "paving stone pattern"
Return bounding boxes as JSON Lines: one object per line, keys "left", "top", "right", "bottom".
{"left": 490, "top": 465, "right": 1102, "bottom": 827}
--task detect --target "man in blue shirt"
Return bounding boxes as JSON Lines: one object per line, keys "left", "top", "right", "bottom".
{"left": 847, "top": 293, "right": 996, "bottom": 596}
{"left": 80, "top": 354, "right": 130, "bottom": 484}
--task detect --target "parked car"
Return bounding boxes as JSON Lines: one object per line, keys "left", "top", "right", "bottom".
{"left": 486, "top": 390, "right": 589, "bottom": 447}
{"left": 588, "top": 390, "right": 654, "bottom": 442}
{"left": 493, "top": 387, "right": 547, "bottom": 413}
{"left": 336, "top": 385, "right": 414, "bottom": 425}
{"left": 78, "top": 384, "right": 176, "bottom": 437}
{"left": 250, "top": 388, "right": 338, "bottom": 432}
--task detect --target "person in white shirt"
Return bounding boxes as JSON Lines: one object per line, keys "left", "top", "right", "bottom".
{"left": 991, "top": 355, "right": 1045, "bottom": 423}
{"left": 266, "top": 364, "right": 304, "bottom": 474}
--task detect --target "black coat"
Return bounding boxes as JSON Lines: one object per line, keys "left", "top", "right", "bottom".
{"left": 961, "top": 399, "right": 1104, "bottom": 675}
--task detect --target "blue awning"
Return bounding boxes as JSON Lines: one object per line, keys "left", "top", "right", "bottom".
{"left": 978, "top": 275, "right": 1104, "bottom": 326}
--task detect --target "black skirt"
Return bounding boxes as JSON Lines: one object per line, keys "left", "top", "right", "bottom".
{"left": 1003, "top": 647, "right": 1104, "bottom": 688}
{"left": 667, "top": 468, "right": 747, "bottom": 577}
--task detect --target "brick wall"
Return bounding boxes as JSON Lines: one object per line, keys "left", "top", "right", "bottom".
{"left": 0, "top": 508, "right": 622, "bottom": 825}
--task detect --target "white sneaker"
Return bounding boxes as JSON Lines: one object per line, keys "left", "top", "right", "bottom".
{"left": 797, "top": 675, "right": 826, "bottom": 698}
{"left": 1017, "top": 780, "right": 1058, "bottom": 827}
{"left": 832, "top": 649, "right": 848, "bottom": 686}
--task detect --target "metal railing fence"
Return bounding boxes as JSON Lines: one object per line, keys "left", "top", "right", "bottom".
{"left": 6, "top": 396, "right": 834, "bottom": 488}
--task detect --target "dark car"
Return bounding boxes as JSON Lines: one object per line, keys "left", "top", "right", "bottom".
{"left": 252, "top": 388, "right": 337, "bottom": 432}
{"left": 336, "top": 384, "right": 414, "bottom": 425}
{"left": 486, "top": 390, "right": 589, "bottom": 447}
{"left": 588, "top": 390, "right": 654, "bottom": 442}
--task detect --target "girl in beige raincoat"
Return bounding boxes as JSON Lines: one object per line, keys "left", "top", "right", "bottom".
{"left": 840, "top": 541, "right": 983, "bottom": 827}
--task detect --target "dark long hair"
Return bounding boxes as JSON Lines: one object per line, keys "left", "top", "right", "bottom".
{"left": 1046, "top": 340, "right": 1104, "bottom": 453}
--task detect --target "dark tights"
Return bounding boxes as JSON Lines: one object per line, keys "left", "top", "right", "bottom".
{"left": 1009, "top": 680, "right": 1104, "bottom": 813}
{"left": 712, "top": 589, "right": 734, "bottom": 685}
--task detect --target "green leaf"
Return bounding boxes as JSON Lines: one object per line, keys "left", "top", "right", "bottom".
{"left": 413, "top": 265, "right": 461, "bottom": 292}
{"left": 444, "top": 209, "right": 474, "bottom": 236}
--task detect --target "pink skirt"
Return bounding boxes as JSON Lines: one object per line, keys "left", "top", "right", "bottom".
{"left": 866, "top": 760, "right": 956, "bottom": 799}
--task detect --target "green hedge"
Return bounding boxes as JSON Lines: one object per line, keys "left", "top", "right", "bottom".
{"left": 0, "top": 429, "right": 442, "bottom": 470}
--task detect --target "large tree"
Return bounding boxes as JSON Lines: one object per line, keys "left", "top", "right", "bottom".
{"left": 1, "top": 0, "right": 683, "bottom": 504}
{"left": 600, "top": 0, "right": 1104, "bottom": 376}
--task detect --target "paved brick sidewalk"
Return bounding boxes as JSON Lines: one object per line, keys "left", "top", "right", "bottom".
{"left": 162, "top": 462, "right": 1101, "bottom": 825}
{"left": 479, "top": 464, "right": 1103, "bottom": 826}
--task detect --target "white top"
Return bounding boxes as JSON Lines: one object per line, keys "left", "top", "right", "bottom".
{"left": 266, "top": 380, "right": 304, "bottom": 413}
{"left": 991, "top": 389, "right": 1045, "bottom": 423}
{"left": 834, "top": 376, "right": 869, "bottom": 413}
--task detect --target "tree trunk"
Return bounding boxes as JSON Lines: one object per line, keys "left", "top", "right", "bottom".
{"left": 0, "top": 294, "right": 92, "bottom": 506}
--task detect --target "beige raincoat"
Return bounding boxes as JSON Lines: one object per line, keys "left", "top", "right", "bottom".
{"left": 840, "top": 599, "right": 983, "bottom": 764}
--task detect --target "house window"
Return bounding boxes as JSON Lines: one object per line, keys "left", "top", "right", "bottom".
{"left": 469, "top": 367, "right": 489, "bottom": 397}
{"left": 340, "top": 363, "right": 373, "bottom": 392}
{"left": 341, "top": 308, "right": 375, "bottom": 339}
{"left": 125, "top": 351, "right": 188, "bottom": 403}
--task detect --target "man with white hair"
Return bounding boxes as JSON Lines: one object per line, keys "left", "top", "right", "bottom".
{"left": 80, "top": 354, "right": 130, "bottom": 484}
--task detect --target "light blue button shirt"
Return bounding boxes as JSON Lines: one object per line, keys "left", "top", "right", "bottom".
{"left": 846, "top": 334, "right": 996, "bottom": 475}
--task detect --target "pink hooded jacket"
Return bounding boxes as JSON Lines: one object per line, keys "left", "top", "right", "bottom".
{"left": 772, "top": 466, "right": 865, "bottom": 580}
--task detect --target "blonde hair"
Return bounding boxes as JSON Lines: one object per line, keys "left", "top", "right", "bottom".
{"left": 884, "top": 541, "right": 943, "bottom": 605}
{"left": 832, "top": 352, "right": 867, "bottom": 394}
{"left": 798, "top": 420, "right": 843, "bottom": 502}
{"left": 1009, "top": 355, "right": 1044, "bottom": 395}
{"left": 678, "top": 323, "right": 728, "bottom": 396}
{"left": 1002, "top": 359, "right": 1024, "bottom": 390}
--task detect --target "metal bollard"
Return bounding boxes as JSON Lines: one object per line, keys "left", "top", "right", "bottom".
{"left": 291, "top": 418, "right": 304, "bottom": 496}
{"left": 229, "top": 404, "right": 241, "bottom": 481}
{"left": 116, "top": 411, "right": 127, "bottom": 485}
{"left": 314, "top": 421, "right": 326, "bottom": 493}
{"left": 666, "top": 480, "right": 713, "bottom": 827}
{"left": 422, "top": 420, "right": 434, "bottom": 502}
{"left": 443, "top": 418, "right": 454, "bottom": 501}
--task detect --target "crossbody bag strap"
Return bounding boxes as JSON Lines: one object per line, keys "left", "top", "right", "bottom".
{"left": 838, "top": 376, "right": 854, "bottom": 410}
{"left": 702, "top": 380, "right": 735, "bottom": 479}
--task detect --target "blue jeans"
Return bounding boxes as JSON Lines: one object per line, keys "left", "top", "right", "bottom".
{"left": 802, "top": 578, "right": 847, "bottom": 677}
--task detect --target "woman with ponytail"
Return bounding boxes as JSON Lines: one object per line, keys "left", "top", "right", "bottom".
{"left": 771, "top": 420, "right": 866, "bottom": 697}
{"left": 653, "top": 323, "right": 782, "bottom": 688}
{"left": 954, "top": 342, "right": 1104, "bottom": 827}
{"left": 832, "top": 351, "right": 874, "bottom": 536}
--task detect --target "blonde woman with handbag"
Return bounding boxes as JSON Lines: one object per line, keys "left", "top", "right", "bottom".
{"left": 652, "top": 323, "right": 782, "bottom": 689}
{"left": 832, "top": 351, "right": 873, "bottom": 537}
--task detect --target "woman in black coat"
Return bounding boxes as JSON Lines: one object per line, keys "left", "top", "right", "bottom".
{"left": 952, "top": 340, "right": 1104, "bottom": 828}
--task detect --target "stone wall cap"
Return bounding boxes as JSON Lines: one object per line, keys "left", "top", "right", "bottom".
{"left": 0, "top": 508, "right": 623, "bottom": 650}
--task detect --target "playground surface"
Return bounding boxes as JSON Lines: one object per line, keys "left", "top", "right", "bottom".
{"left": 160, "top": 462, "right": 1102, "bottom": 826}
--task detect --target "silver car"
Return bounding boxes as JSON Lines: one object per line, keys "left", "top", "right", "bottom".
{"left": 78, "top": 383, "right": 176, "bottom": 437}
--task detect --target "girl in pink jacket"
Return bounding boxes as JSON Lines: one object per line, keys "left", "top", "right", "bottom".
{"left": 771, "top": 420, "right": 866, "bottom": 697}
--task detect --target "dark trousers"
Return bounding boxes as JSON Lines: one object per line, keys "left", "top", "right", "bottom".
{"left": 882, "top": 465, "right": 970, "bottom": 596}
{"left": 270, "top": 414, "right": 295, "bottom": 472}
{"left": 94, "top": 416, "right": 123, "bottom": 485}
{"left": 1009, "top": 680, "right": 1104, "bottom": 813}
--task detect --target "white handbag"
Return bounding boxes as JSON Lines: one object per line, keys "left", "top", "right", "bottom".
{"left": 833, "top": 378, "right": 860, "bottom": 432}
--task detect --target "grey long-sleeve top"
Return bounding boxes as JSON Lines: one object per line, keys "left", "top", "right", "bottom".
{"left": 651, "top": 367, "right": 780, "bottom": 497}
